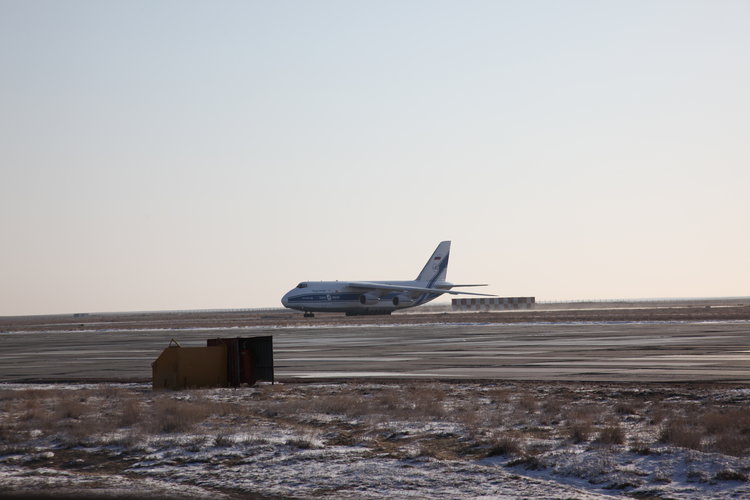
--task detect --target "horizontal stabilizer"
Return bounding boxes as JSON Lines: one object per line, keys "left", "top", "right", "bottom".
{"left": 346, "top": 281, "right": 495, "bottom": 297}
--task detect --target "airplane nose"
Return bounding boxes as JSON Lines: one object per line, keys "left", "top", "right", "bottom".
{"left": 281, "top": 294, "right": 289, "bottom": 307}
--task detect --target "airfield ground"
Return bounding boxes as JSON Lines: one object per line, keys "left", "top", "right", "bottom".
{"left": 1, "top": 299, "right": 749, "bottom": 383}
{"left": 1, "top": 299, "right": 749, "bottom": 498}
{"left": 3, "top": 297, "right": 750, "bottom": 333}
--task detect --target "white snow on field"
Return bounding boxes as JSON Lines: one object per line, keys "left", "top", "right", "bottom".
{"left": 1, "top": 382, "right": 749, "bottom": 499}
{"left": 0, "top": 441, "right": 616, "bottom": 499}
{"left": 0, "top": 464, "right": 225, "bottom": 498}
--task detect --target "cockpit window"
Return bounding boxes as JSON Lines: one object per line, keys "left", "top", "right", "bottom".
{"left": 296, "top": 282, "right": 308, "bottom": 289}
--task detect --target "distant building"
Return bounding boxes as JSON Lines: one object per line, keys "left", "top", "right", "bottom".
{"left": 452, "top": 297, "right": 535, "bottom": 311}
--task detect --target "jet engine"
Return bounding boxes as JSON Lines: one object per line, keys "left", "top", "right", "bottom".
{"left": 392, "top": 294, "right": 416, "bottom": 307}
{"left": 359, "top": 293, "right": 380, "bottom": 305}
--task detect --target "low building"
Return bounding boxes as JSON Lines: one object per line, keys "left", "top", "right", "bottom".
{"left": 452, "top": 296, "right": 535, "bottom": 311}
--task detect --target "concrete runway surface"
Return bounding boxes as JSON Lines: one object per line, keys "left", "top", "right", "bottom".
{"left": 1, "top": 319, "right": 750, "bottom": 382}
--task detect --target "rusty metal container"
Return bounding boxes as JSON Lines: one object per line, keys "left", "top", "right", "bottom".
{"left": 207, "top": 336, "right": 274, "bottom": 387}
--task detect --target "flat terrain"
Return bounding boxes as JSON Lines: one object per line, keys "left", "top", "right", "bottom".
{"left": 1, "top": 380, "right": 749, "bottom": 499}
{"left": 3, "top": 298, "right": 750, "bottom": 331}
{"left": 1, "top": 301, "right": 749, "bottom": 383}
{"left": 2, "top": 301, "right": 750, "bottom": 498}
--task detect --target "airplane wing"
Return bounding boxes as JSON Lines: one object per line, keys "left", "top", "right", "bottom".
{"left": 345, "top": 281, "right": 495, "bottom": 297}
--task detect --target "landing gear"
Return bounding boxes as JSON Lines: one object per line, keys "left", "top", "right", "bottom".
{"left": 303, "top": 311, "right": 315, "bottom": 318}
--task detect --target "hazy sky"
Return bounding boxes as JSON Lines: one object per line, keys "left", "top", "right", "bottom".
{"left": 1, "top": 1, "right": 748, "bottom": 315}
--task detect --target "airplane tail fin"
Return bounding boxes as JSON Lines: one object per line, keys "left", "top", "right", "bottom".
{"left": 416, "top": 241, "right": 451, "bottom": 283}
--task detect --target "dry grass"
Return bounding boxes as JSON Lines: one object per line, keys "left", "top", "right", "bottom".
{"left": 275, "top": 383, "right": 451, "bottom": 422}
{"left": 659, "top": 416, "right": 703, "bottom": 451}
{"left": 596, "top": 422, "right": 625, "bottom": 445}
{"left": 485, "top": 435, "right": 523, "bottom": 457}
{"left": 146, "top": 397, "right": 212, "bottom": 434}
{"left": 1, "top": 381, "right": 749, "bottom": 468}
{"left": 539, "top": 396, "right": 564, "bottom": 425}
{"left": 565, "top": 406, "right": 595, "bottom": 443}
{"left": 118, "top": 396, "right": 142, "bottom": 427}
{"left": 614, "top": 400, "right": 640, "bottom": 415}
{"left": 714, "top": 469, "right": 749, "bottom": 482}
{"left": 567, "top": 420, "right": 593, "bottom": 443}
{"left": 213, "top": 432, "right": 235, "bottom": 447}
{"left": 55, "top": 396, "right": 86, "bottom": 420}
{"left": 654, "top": 407, "right": 750, "bottom": 456}
{"left": 286, "top": 432, "right": 322, "bottom": 450}
{"left": 517, "top": 391, "right": 538, "bottom": 413}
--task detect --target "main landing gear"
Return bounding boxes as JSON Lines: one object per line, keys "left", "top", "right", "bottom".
{"left": 303, "top": 311, "right": 315, "bottom": 318}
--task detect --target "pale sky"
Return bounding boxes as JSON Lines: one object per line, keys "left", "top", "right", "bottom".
{"left": 1, "top": 1, "right": 748, "bottom": 315}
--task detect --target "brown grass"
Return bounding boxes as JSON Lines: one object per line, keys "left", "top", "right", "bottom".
{"left": 118, "top": 397, "right": 142, "bottom": 427}
{"left": 700, "top": 409, "right": 750, "bottom": 456}
{"left": 614, "top": 401, "right": 639, "bottom": 415}
{"left": 714, "top": 469, "right": 749, "bottom": 482}
{"left": 596, "top": 422, "right": 625, "bottom": 445}
{"left": 485, "top": 435, "right": 523, "bottom": 457}
{"left": 659, "top": 416, "right": 702, "bottom": 451}
{"left": 565, "top": 406, "right": 595, "bottom": 443}
{"left": 539, "top": 396, "right": 564, "bottom": 424}
{"left": 567, "top": 420, "right": 593, "bottom": 443}
{"left": 1, "top": 380, "right": 749, "bottom": 473}
{"left": 653, "top": 407, "right": 750, "bottom": 456}
{"left": 55, "top": 396, "right": 86, "bottom": 420}
{"left": 517, "top": 391, "right": 538, "bottom": 413}
{"left": 146, "top": 397, "right": 212, "bottom": 434}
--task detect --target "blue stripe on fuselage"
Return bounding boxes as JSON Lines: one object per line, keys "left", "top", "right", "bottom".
{"left": 287, "top": 293, "right": 361, "bottom": 303}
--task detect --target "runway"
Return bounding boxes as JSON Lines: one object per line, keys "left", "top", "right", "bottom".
{"left": 1, "top": 319, "right": 750, "bottom": 382}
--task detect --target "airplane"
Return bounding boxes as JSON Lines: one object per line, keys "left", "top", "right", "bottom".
{"left": 280, "top": 241, "right": 494, "bottom": 317}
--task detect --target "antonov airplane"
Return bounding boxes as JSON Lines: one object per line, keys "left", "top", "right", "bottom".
{"left": 281, "top": 241, "right": 494, "bottom": 317}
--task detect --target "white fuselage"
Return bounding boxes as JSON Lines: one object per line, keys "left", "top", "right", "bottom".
{"left": 280, "top": 241, "right": 492, "bottom": 316}
{"left": 281, "top": 280, "right": 452, "bottom": 315}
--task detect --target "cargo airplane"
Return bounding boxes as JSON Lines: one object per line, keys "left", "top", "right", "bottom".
{"left": 280, "top": 241, "right": 494, "bottom": 317}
